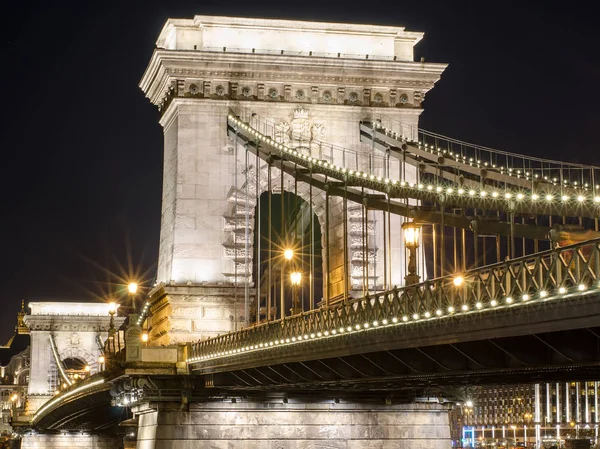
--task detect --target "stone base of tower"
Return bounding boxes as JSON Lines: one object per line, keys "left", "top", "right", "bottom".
{"left": 135, "top": 401, "right": 450, "bottom": 449}
{"left": 148, "top": 284, "right": 254, "bottom": 345}
{"left": 21, "top": 434, "right": 120, "bottom": 449}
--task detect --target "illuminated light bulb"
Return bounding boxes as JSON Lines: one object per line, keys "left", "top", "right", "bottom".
{"left": 458, "top": 188, "right": 465, "bottom": 195}
{"left": 476, "top": 302, "right": 483, "bottom": 309}
{"left": 424, "top": 311, "right": 431, "bottom": 318}
{"left": 347, "top": 326, "right": 353, "bottom": 332}
{"left": 355, "top": 325, "right": 360, "bottom": 330}
{"left": 578, "top": 195, "right": 585, "bottom": 202}
{"left": 323, "top": 331, "right": 328, "bottom": 336}
{"left": 292, "top": 337, "right": 296, "bottom": 341}
{"left": 492, "top": 191, "right": 499, "bottom": 198}
{"left": 304, "top": 334, "right": 309, "bottom": 339}
{"left": 578, "top": 284, "right": 586, "bottom": 291}
{"left": 412, "top": 313, "right": 419, "bottom": 320}
{"left": 448, "top": 306, "right": 455, "bottom": 313}
{"left": 522, "top": 294, "right": 529, "bottom": 301}
{"left": 531, "top": 194, "right": 539, "bottom": 201}
{"left": 562, "top": 195, "right": 569, "bottom": 201}
{"left": 402, "top": 316, "right": 408, "bottom": 322}
{"left": 436, "top": 309, "right": 442, "bottom": 316}
{"left": 418, "top": 183, "right": 424, "bottom": 189}
{"left": 427, "top": 185, "right": 433, "bottom": 191}
{"left": 331, "top": 330, "right": 336, "bottom": 335}
{"left": 447, "top": 188, "right": 454, "bottom": 194}
{"left": 517, "top": 193, "right": 524, "bottom": 200}
{"left": 506, "top": 297, "right": 513, "bottom": 304}
{"left": 436, "top": 186, "right": 443, "bottom": 193}
{"left": 363, "top": 323, "right": 369, "bottom": 329}
{"left": 595, "top": 196, "right": 600, "bottom": 203}
{"left": 461, "top": 304, "right": 469, "bottom": 311}
{"left": 559, "top": 287, "right": 566, "bottom": 294}
{"left": 546, "top": 194, "right": 553, "bottom": 201}
{"left": 540, "top": 291, "right": 548, "bottom": 298}
{"left": 382, "top": 319, "right": 388, "bottom": 325}
{"left": 469, "top": 190, "right": 476, "bottom": 196}
{"left": 373, "top": 321, "right": 379, "bottom": 327}
{"left": 480, "top": 191, "right": 487, "bottom": 197}
{"left": 392, "top": 317, "right": 398, "bottom": 323}
{"left": 490, "top": 299, "right": 497, "bottom": 306}
{"left": 505, "top": 193, "right": 512, "bottom": 199}
{"left": 453, "top": 276, "right": 464, "bottom": 287}
{"left": 310, "top": 333, "right": 315, "bottom": 338}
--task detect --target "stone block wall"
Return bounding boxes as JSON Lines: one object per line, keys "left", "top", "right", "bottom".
{"left": 21, "top": 434, "right": 120, "bottom": 449}
{"left": 136, "top": 401, "right": 450, "bottom": 449}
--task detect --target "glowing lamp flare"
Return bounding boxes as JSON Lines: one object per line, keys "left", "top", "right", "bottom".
{"left": 290, "top": 271, "right": 302, "bottom": 286}
{"left": 107, "top": 302, "right": 117, "bottom": 314}
{"left": 401, "top": 222, "right": 421, "bottom": 248}
{"left": 141, "top": 332, "right": 149, "bottom": 343}
{"left": 128, "top": 283, "right": 138, "bottom": 294}
{"left": 453, "top": 276, "right": 464, "bottom": 287}
{"left": 98, "top": 355, "right": 105, "bottom": 364}
{"left": 283, "top": 249, "right": 294, "bottom": 261}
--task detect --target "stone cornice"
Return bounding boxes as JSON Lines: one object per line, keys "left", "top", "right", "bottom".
{"left": 24, "top": 315, "right": 125, "bottom": 332}
{"left": 140, "top": 49, "right": 447, "bottom": 106}
{"left": 158, "top": 99, "right": 423, "bottom": 130}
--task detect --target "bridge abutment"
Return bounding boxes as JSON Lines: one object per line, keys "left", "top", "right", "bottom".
{"left": 21, "top": 434, "right": 120, "bottom": 449}
{"left": 135, "top": 401, "right": 450, "bottom": 449}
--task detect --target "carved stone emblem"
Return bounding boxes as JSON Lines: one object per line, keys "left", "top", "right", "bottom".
{"left": 275, "top": 107, "right": 325, "bottom": 154}
{"left": 70, "top": 333, "right": 81, "bottom": 346}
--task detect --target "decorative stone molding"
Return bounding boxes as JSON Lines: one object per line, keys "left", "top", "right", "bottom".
{"left": 257, "top": 83, "right": 265, "bottom": 100}
{"left": 203, "top": 81, "right": 211, "bottom": 98}
{"left": 363, "top": 88, "right": 371, "bottom": 105}
{"left": 337, "top": 87, "right": 345, "bottom": 104}
{"left": 389, "top": 89, "right": 397, "bottom": 107}
{"left": 284, "top": 84, "right": 292, "bottom": 101}
{"left": 311, "top": 86, "right": 319, "bottom": 103}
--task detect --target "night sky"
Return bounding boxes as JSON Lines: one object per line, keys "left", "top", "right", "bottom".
{"left": 0, "top": 0, "right": 597, "bottom": 342}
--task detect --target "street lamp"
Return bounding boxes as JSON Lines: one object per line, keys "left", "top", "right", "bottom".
{"left": 128, "top": 282, "right": 138, "bottom": 312}
{"left": 107, "top": 301, "right": 117, "bottom": 354}
{"left": 402, "top": 221, "right": 421, "bottom": 285}
{"left": 284, "top": 249, "right": 294, "bottom": 261}
{"left": 290, "top": 271, "right": 302, "bottom": 315}
{"left": 281, "top": 248, "right": 295, "bottom": 320}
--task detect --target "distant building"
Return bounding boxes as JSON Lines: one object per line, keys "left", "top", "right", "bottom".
{"left": 0, "top": 301, "right": 30, "bottom": 446}
{"left": 456, "top": 382, "right": 599, "bottom": 448}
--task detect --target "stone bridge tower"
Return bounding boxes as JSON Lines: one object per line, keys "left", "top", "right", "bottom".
{"left": 23, "top": 302, "right": 122, "bottom": 414}
{"left": 140, "top": 15, "right": 446, "bottom": 344}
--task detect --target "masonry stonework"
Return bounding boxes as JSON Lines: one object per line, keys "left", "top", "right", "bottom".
{"left": 140, "top": 16, "right": 446, "bottom": 345}
{"left": 135, "top": 401, "right": 451, "bottom": 449}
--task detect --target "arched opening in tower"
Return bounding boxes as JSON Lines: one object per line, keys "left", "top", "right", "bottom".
{"left": 62, "top": 357, "right": 90, "bottom": 382}
{"left": 251, "top": 191, "right": 322, "bottom": 324}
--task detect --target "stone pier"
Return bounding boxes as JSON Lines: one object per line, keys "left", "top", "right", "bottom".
{"left": 135, "top": 401, "right": 450, "bottom": 449}
{"left": 21, "top": 434, "right": 120, "bottom": 449}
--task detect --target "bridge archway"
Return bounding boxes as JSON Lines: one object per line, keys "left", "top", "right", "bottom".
{"left": 23, "top": 302, "right": 122, "bottom": 415}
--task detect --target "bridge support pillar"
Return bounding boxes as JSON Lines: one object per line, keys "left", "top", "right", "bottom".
{"left": 21, "top": 433, "right": 120, "bottom": 449}
{"left": 135, "top": 400, "right": 450, "bottom": 449}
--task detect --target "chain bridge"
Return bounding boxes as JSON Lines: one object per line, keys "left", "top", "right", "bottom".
{"left": 16, "top": 14, "right": 600, "bottom": 449}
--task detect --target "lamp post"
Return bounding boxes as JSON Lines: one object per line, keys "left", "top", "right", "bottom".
{"left": 128, "top": 282, "right": 138, "bottom": 312}
{"left": 281, "top": 249, "right": 294, "bottom": 319}
{"left": 107, "top": 301, "right": 117, "bottom": 354}
{"left": 290, "top": 271, "right": 302, "bottom": 315}
{"left": 402, "top": 221, "right": 421, "bottom": 285}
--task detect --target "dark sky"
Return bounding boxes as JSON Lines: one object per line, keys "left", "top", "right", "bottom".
{"left": 0, "top": 0, "right": 598, "bottom": 342}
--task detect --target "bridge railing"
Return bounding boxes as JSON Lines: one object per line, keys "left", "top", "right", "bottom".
{"left": 202, "top": 46, "right": 398, "bottom": 61}
{"left": 373, "top": 117, "right": 600, "bottom": 190}
{"left": 188, "top": 238, "right": 600, "bottom": 364}
{"left": 229, "top": 104, "right": 404, "bottom": 180}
